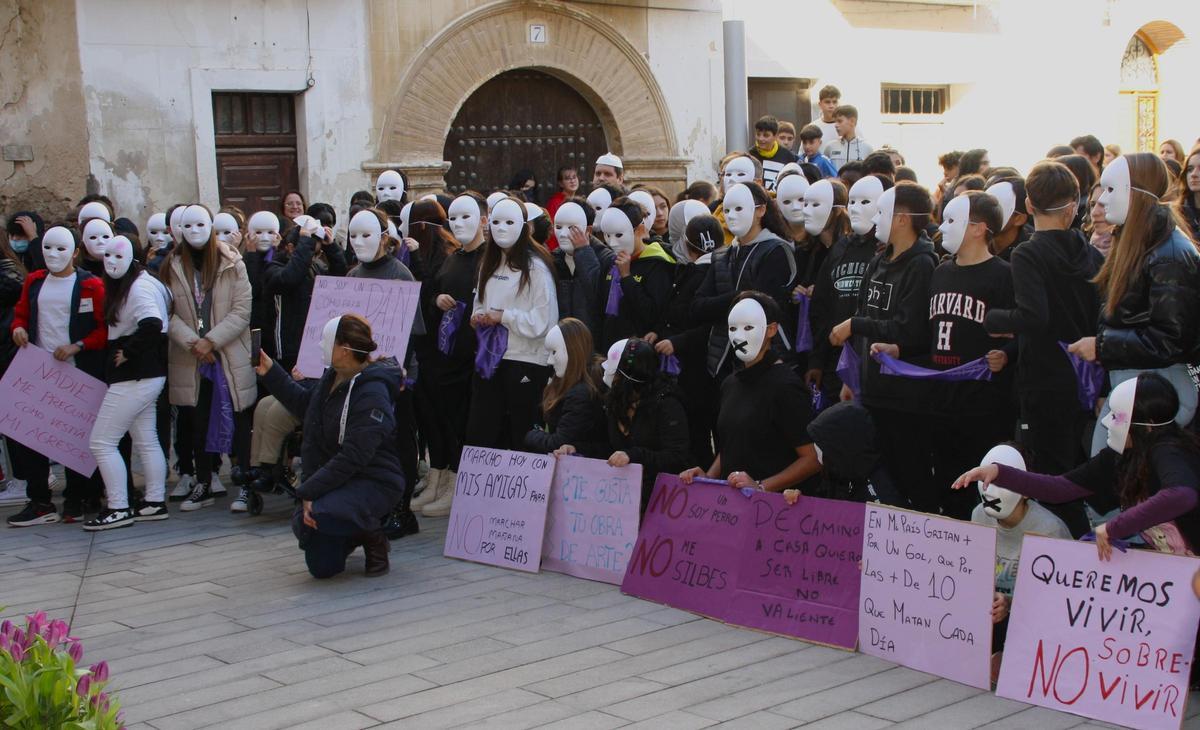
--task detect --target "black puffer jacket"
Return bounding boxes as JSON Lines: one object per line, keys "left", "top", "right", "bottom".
{"left": 263, "top": 234, "right": 348, "bottom": 370}
{"left": 1096, "top": 220, "right": 1200, "bottom": 369}
{"left": 806, "top": 401, "right": 903, "bottom": 506}
{"left": 524, "top": 380, "right": 606, "bottom": 453}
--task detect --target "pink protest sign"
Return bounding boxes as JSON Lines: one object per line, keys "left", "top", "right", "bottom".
{"left": 296, "top": 275, "right": 421, "bottom": 378}
{"left": 0, "top": 346, "right": 106, "bottom": 476}
{"left": 443, "top": 446, "right": 554, "bottom": 573}
{"left": 542, "top": 455, "right": 641, "bottom": 585}
{"left": 858, "top": 505, "right": 997, "bottom": 689}
{"left": 621, "top": 475, "right": 864, "bottom": 648}
{"left": 997, "top": 535, "right": 1200, "bottom": 729}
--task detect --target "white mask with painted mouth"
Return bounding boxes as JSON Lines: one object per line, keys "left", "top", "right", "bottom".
{"left": 319, "top": 316, "right": 341, "bottom": 367}
{"left": 722, "top": 156, "right": 756, "bottom": 194}
{"left": 1098, "top": 156, "right": 1132, "bottom": 225}
{"left": 447, "top": 195, "right": 482, "bottom": 246}
{"left": 103, "top": 235, "right": 134, "bottom": 279}
{"left": 727, "top": 297, "right": 768, "bottom": 363}
{"left": 586, "top": 187, "right": 613, "bottom": 220}
{"left": 213, "top": 212, "right": 239, "bottom": 245}
{"left": 41, "top": 226, "right": 76, "bottom": 274}
{"left": 938, "top": 194, "right": 971, "bottom": 256}
{"left": 82, "top": 219, "right": 113, "bottom": 258}
{"left": 628, "top": 190, "right": 656, "bottom": 231}
{"left": 146, "top": 213, "right": 171, "bottom": 251}
{"left": 873, "top": 187, "right": 897, "bottom": 244}
{"left": 848, "top": 175, "right": 885, "bottom": 236}
{"left": 977, "top": 444, "right": 1025, "bottom": 520}
{"left": 803, "top": 180, "right": 836, "bottom": 236}
{"left": 348, "top": 210, "right": 385, "bottom": 263}
{"left": 77, "top": 201, "right": 111, "bottom": 227}
{"left": 169, "top": 205, "right": 186, "bottom": 244}
{"left": 986, "top": 181, "right": 1017, "bottom": 230}
{"left": 489, "top": 199, "right": 526, "bottom": 249}
{"left": 545, "top": 325, "right": 569, "bottom": 378}
{"left": 1098, "top": 377, "right": 1176, "bottom": 454}
{"left": 722, "top": 184, "right": 757, "bottom": 239}
{"left": 601, "top": 207, "right": 638, "bottom": 256}
{"left": 180, "top": 205, "right": 213, "bottom": 249}
{"left": 601, "top": 338, "right": 629, "bottom": 388}
{"left": 776, "top": 174, "right": 810, "bottom": 227}
{"left": 248, "top": 211, "right": 280, "bottom": 253}
{"left": 553, "top": 202, "right": 587, "bottom": 253}
{"left": 399, "top": 202, "right": 412, "bottom": 239}
{"left": 375, "top": 170, "right": 405, "bottom": 203}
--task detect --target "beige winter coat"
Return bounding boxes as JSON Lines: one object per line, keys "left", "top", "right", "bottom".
{"left": 164, "top": 242, "right": 257, "bottom": 411}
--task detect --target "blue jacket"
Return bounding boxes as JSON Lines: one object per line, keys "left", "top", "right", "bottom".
{"left": 802, "top": 153, "right": 839, "bottom": 179}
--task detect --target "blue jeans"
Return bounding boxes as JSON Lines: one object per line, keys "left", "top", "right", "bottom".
{"left": 303, "top": 515, "right": 359, "bottom": 579}
{"left": 1090, "top": 364, "right": 1198, "bottom": 456}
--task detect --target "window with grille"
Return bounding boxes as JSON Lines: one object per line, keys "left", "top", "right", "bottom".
{"left": 880, "top": 85, "right": 949, "bottom": 115}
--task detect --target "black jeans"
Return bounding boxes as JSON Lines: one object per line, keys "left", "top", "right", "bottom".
{"left": 304, "top": 515, "right": 360, "bottom": 579}
{"left": 177, "top": 378, "right": 253, "bottom": 486}
{"left": 1018, "top": 389, "right": 1090, "bottom": 537}
{"left": 7, "top": 437, "right": 103, "bottom": 505}
{"left": 465, "top": 360, "right": 552, "bottom": 450}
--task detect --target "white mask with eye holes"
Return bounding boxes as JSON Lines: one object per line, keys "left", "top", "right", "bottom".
{"left": 41, "top": 226, "right": 76, "bottom": 274}
{"left": 977, "top": 444, "right": 1026, "bottom": 520}
{"left": 873, "top": 187, "right": 897, "bottom": 244}
{"left": 722, "top": 156, "right": 756, "bottom": 194}
{"left": 319, "top": 316, "right": 341, "bottom": 368}
{"left": 399, "top": 202, "right": 412, "bottom": 239}
{"left": 986, "top": 181, "right": 1017, "bottom": 230}
{"left": 447, "top": 195, "right": 482, "bottom": 246}
{"left": 722, "top": 183, "right": 757, "bottom": 239}
{"left": 146, "top": 213, "right": 171, "bottom": 251}
{"left": 553, "top": 202, "right": 587, "bottom": 253}
{"left": 169, "top": 206, "right": 186, "bottom": 244}
{"left": 248, "top": 211, "right": 280, "bottom": 253}
{"left": 1100, "top": 377, "right": 1171, "bottom": 455}
{"left": 1099, "top": 156, "right": 1132, "bottom": 225}
{"left": 545, "top": 325, "right": 569, "bottom": 378}
{"left": 348, "top": 210, "right": 385, "bottom": 263}
{"left": 103, "top": 235, "right": 134, "bottom": 279}
{"left": 375, "top": 170, "right": 404, "bottom": 203}
{"left": 180, "top": 205, "right": 213, "bottom": 249}
{"left": 601, "top": 338, "right": 629, "bottom": 388}
{"left": 776, "top": 175, "right": 810, "bottom": 226}
{"left": 82, "top": 219, "right": 113, "bottom": 258}
{"left": 586, "top": 187, "right": 613, "bottom": 219}
{"left": 727, "top": 297, "right": 769, "bottom": 363}
{"left": 938, "top": 194, "right": 971, "bottom": 256}
{"left": 489, "top": 199, "right": 526, "bottom": 249}
{"left": 600, "top": 206, "right": 638, "bottom": 256}
{"left": 803, "top": 180, "right": 836, "bottom": 236}
{"left": 628, "top": 190, "right": 656, "bottom": 230}
{"left": 848, "top": 175, "right": 885, "bottom": 236}
{"left": 213, "top": 213, "right": 239, "bottom": 245}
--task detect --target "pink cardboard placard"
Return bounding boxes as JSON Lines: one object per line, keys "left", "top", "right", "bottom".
{"left": 542, "top": 455, "right": 641, "bottom": 585}
{"left": 296, "top": 275, "right": 421, "bottom": 378}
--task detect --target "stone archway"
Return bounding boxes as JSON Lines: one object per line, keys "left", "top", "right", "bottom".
{"left": 368, "top": 0, "right": 688, "bottom": 195}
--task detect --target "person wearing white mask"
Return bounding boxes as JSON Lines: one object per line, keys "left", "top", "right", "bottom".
{"left": 956, "top": 373, "right": 1200, "bottom": 559}
{"left": 6, "top": 227, "right": 109, "bottom": 528}
{"left": 241, "top": 210, "right": 282, "bottom": 365}
{"left": 984, "top": 176, "right": 1030, "bottom": 261}
{"left": 168, "top": 204, "right": 187, "bottom": 248}
{"left": 160, "top": 204, "right": 255, "bottom": 512}
{"left": 775, "top": 171, "right": 810, "bottom": 244}
{"left": 596, "top": 197, "right": 676, "bottom": 351}
{"left": 212, "top": 211, "right": 243, "bottom": 249}
{"left": 680, "top": 292, "right": 820, "bottom": 494}
{"left": 549, "top": 200, "right": 602, "bottom": 336}
{"left": 144, "top": 212, "right": 172, "bottom": 268}
{"left": 464, "top": 196, "right": 558, "bottom": 452}
{"left": 792, "top": 179, "right": 851, "bottom": 371}
{"left": 375, "top": 170, "right": 406, "bottom": 204}
{"left": 79, "top": 219, "right": 113, "bottom": 277}
{"left": 523, "top": 319, "right": 605, "bottom": 454}
{"left": 82, "top": 236, "right": 171, "bottom": 531}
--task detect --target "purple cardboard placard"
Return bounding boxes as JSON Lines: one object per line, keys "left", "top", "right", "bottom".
{"left": 858, "top": 505, "right": 997, "bottom": 689}
{"left": 997, "top": 535, "right": 1200, "bottom": 729}
{"left": 0, "top": 345, "right": 106, "bottom": 476}
{"left": 541, "top": 455, "right": 642, "bottom": 585}
{"left": 443, "top": 446, "right": 554, "bottom": 573}
{"left": 296, "top": 275, "right": 421, "bottom": 378}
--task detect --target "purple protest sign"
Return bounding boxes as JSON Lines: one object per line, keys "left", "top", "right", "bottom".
{"left": 0, "top": 346, "right": 106, "bottom": 476}
{"left": 997, "top": 536, "right": 1200, "bottom": 729}
{"left": 296, "top": 275, "right": 421, "bottom": 378}
{"left": 542, "top": 455, "right": 642, "bottom": 585}
{"left": 858, "top": 505, "right": 997, "bottom": 689}
{"left": 443, "top": 446, "right": 555, "bottom": 573}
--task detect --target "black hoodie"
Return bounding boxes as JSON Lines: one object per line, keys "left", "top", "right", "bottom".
{"left": 984, "top": 228, "right": 1102, "bottom": 395}
{"left": 810, "top": 232, "right": 878, "bottom": 378}
{"left": 806, "top": 402, "right": 903, "bottom": 505}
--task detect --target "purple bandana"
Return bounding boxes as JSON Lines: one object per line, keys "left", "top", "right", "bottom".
{"left": 474, "top": 324, "right": 508, "bottom": 380}
{"left": 793, "top": 292, "right": 812, "bottom": 353}
{"left": 438, "top": 301, "right": 467, "bottom": 355}
{"left": 811, "top": 382, "right": 826, "bottom": 413}
{"left": 836, "top": 343, "right": 861, "bottom": 398}
{"left": 1059, "top": 341, "right": 1106, "bottom": 411}
{"left": 874, "top": 351, "right": 993, "bottom": 381}
{"left": 198, "top": 359, "right": 234, "bottom": 454}
{"left": 397, "top": 242, "right": 411, "bottom": 266}
{"left": 604, "top": 264, "right": 622, "bottom": 317}
{"left": 659, "top": 353, "right": 681, "bottom": 375}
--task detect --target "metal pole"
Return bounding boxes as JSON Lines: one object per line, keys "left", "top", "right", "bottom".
{"left": 723, "top": 20, "right": 748, "bottom": 155}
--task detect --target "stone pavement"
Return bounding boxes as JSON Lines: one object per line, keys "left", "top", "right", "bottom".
{"left": 2, "top": 495, "right": 1198, "bottom": 730}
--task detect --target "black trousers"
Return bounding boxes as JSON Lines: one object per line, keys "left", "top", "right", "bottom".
{"left": 304, "top": 515, "right": 359, "bottom": 579}
{"left": 929, "top": 410, "right": 1010, "bottom": 521}
{"left": 393, "top": 389, "right": 419, "bottom": 506}
{"left": 7, "top": 438, "right": 103, "bottom": 505}
{"left": 465, "top": 360, "right": 552, "bottom": 451}
{"left": 177, "top": 379, "right": 252, "bottom": 487}
{"left": 868, "top": 406, "right": 931, "bottom": 512}
{"left": 424, "top": 375, "right": 471, "bottom": 471}
{"left": 1018, "top": 389, "right": 1090, "bottom": 538}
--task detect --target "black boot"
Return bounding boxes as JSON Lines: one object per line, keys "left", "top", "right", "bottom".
{"left": 382, "top": 507, "right": 419, "bottom": 539}
{"left": 362, "top": 531, "right": 390, "bottom": 577}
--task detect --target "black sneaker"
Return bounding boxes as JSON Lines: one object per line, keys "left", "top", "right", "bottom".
{"left": 133, "top": 501, "right": 169, "bottom": 521}
{"left": 382, "top": 507, "right": 420, "bottom": 540}
{"left": 180, "top": 481, "right": 214, "bottom": 512}
{"left": 61, "top": 499, "right": 84, "bottom": 524}
{"left": 7, "top": 501, "right": 60, "bottom": 527}
{"left": 82, "top": 508, "right": 134, "bottom": 531}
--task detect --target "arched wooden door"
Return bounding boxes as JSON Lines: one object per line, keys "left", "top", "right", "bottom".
{"left": 442, "top": 69, "right": 608, "bottom": 202}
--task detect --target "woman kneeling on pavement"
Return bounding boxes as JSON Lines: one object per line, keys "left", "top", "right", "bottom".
{"left": 255, "top": 313, "right": 404, "bottom": 579}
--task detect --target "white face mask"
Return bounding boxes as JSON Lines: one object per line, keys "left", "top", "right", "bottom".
{"left": 77, "top": 201, "right": 111, "bottom": 227}
{"left": 722, "top": 184, "right": 757, "bottom": 239}
{"left": 375, "top": 170, "right": 404, "bottom": 203}
{"left": 803, "top": 180, "right": 836, "bottom": 236}
{"left": 1102, "top": 378, "right": 1138, "bottom": 454}
{"left": 348, "top": 210, "right": 385, "bottom": 263}
{"left": 977, "top": 444, "right": 1026, "bottom": 520}
{"left": 146, "top": 213, "right": 171, "bottom": 251}
{"left": 247, "top": 211, "right": 279, "bottom": 253}
{"left": 103, "top": 235, "right": 134, "bottom": 278}
{"left": 873, "top": 187, "right": 897, "bottom": 244}
{"left": 1099, "top": 156, "right": 1132, "bottom": 225}
{"left": 727, "top": 297, "right": 769, "bottom": 362}
{"left": 586, "top": 188, "right": 612, "bottom": 219}
{"left": 82, "top": 219, "right": 113, "bottom": 258}
{"left": 629, "top": 190, "right": 656, "bottom": 230}
{"left": 180, "top": 205, "right": 213, "bottom": 249}
{"left": 41, "top": 227, "right": 76, "bottom": 274}
{"left": 213, "top": 212, "right": 239, "bottom": 245}
{"left": 554, "top": 202, "right": 587, "bottom": 253}
{"left": 489, "top": 199, "right": 525, "bottom": 249}
{"left": 602, "top": 338, "right": 629, "bottom": 388}
{"left": 986, "top": 181, "right": 1017, "bottom": 230}
{"left": 938, "top": 194, "right": 971, "bottom": 256}
{"left": 776, "top": 175, "right": 810, "bottom": 226}
{"left": 545, "top": 325, "right": 569, "bottom": 378}
{"left": 399, "top": 202, "right": 412, "bottom": 239}
{"left": 600, "top": 207, "right": 637, "bottom": 256}
{"left": 722, "top": 156, "right": 756, "bottom": 194}
{"left": 486, "top": 191, "right": 507, "bottom": 213}
{"left": 447, "top": 196, "right": 482, "bottom": 245}
{"left": 320, "top": 317, "right": 341, "bottom": 367}
{"left": 169, "top": 206, "right": 186, "bottom": 244}
{"left": 848, "top": 175, "right": 885, "bottom": 236}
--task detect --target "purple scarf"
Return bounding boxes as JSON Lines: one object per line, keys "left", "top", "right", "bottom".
{"left": 1059, "top": 342, "right": 1105, "bottom": 411}
{"left": 659, "top": 353, "right": 681, "bottom": 375}
{"left": 474, "top": 324, "right": 508, "bottom": 380}
{"left": 793, "top": 292, "right": 812, "bottom": 353}
{"left": 396, "top": 241, "right": 411, "bottom": 267}
{"left": 604, "top": 265, "right": 622, "bottom": 317}
{"left": 438, "top": 301, "right": 467, "bottom": 355}
{"left": 874, "top": 351, "right": 993, "bottom": 381}
{"left": 811, "top": 382, "right": 826, "bottom": 413}
{"left": 836, "top": 343, "right": 861, "bottom": 398}
{"left": 198, "top": 359, "right": 234, "bottom": 454}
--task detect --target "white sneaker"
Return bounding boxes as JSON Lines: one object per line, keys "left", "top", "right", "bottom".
{"left": 211, "top": 474, "right": 226, "bottom": 496}
{"left": 230, "top": 489, "right": 249, "bottom": 513}
{"left": 169, "top": 474, "right": 195, "bottom": 502}
{"left": 0, "top": 479, "right": 27, "bottom": 505}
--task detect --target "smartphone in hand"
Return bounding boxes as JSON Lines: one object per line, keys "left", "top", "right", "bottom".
{"left": 251, "top": 328, "right": 262, "bottom": 366}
